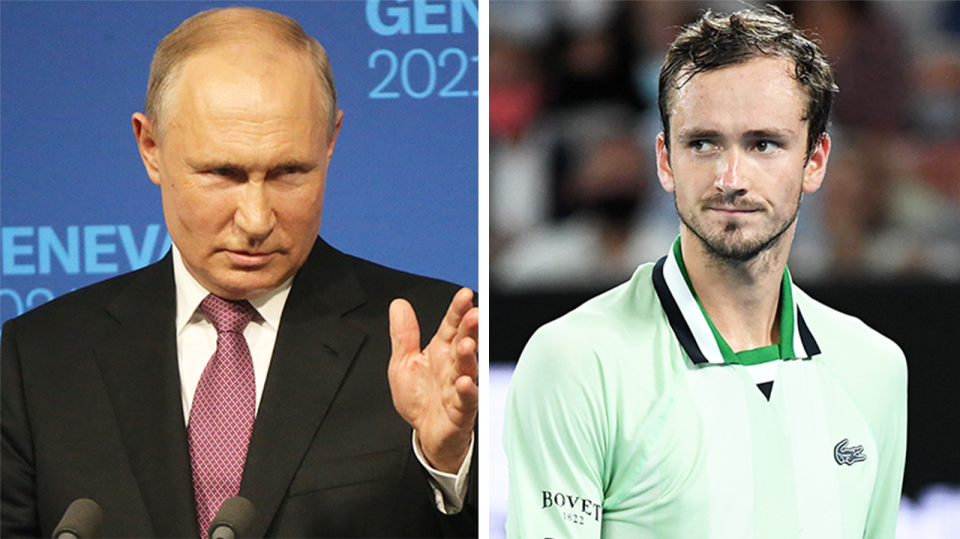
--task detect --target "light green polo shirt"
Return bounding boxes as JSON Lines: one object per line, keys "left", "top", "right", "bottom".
{"left": 504, "top": 241, "right": 907, "bottom": 538}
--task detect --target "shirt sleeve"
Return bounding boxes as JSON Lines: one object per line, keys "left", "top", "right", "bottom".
{"left": 504, "top": 324, "right": 607, "bottom": 539}
{"left": 413, "top": 430, "right": 473, "bottom": 515}
{"left": 863, "top": 345, "right": 908, "bottom": 539}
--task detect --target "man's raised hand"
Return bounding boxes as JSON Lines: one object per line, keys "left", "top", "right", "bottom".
{"left": 388, "top": 288, "right": 479, "bottom": 473}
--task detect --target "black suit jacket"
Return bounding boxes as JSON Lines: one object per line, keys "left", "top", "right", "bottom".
{"left": 1, "top": 237, "right": 477, "bottom": 538}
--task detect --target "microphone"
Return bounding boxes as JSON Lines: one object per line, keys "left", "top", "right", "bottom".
{"left": 208, "top": 496, "right": 255, "bottom": 539}
{"left": 52, "top": 498, "right": 104, "bottom": 539}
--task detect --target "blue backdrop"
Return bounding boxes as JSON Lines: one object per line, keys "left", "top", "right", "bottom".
{"left": 0, "top": 0, "right": 479, "bottom": 326}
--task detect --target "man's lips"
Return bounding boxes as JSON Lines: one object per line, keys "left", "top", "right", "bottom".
{"left": 225, "top": 250, "right": 275, "bottom": 267}
{"left": 709, "top": 207, "right": 760, "bottom": 213}
{"left": 705, "top": 203, "right": 764, "bottom": 215}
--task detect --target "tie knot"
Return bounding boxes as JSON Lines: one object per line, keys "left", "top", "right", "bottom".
{"left": 199, "top": 294, "right": 257, "bottom": 334}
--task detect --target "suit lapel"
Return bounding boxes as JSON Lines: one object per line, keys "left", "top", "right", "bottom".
{"left": 241, "top": 238, "right": 368, "bottom": 538}
{"left": 95, "top": 254, "right": 199, "bottom": 538}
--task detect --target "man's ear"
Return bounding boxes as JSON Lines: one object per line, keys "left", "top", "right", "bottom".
{"left": 802, "top": 133, "right": 831, "bottom": 194}
{"left": 132, "top": 113, "right": 162, "bottom": 186}
{"left": 326, "top": 109, "right": 344, "bottom": 162}
{"left": 656, "top": 133, "right": 676, "bottom": 193}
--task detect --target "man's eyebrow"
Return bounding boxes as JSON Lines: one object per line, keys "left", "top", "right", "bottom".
{"left": 676, "top": 128, "right": 798, "bottom": 141}
{"left": 676, "top": 129, "right": 723, "bottom": 141}
{"left": 271, "top": 161, "right": 318, "bottom": 173}
{"left": 742, "top": 128, "right": 796, "bottom": 139}
{"left": 191, "top": 160, "right": 242, "bottom": 172}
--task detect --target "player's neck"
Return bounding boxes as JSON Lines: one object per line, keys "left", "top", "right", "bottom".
{"left": 679, "top": 226, "right": 795, "bottom": 352}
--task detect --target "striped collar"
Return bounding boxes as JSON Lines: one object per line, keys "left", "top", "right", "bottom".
{"left": 652, "top": 238, "right": 820, "bottom": 366}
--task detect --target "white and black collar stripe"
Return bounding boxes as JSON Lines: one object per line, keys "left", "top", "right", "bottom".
{"left": 652, "top": 247, "right": 820, "bottom": 367}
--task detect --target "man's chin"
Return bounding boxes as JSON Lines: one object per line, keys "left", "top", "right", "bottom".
{"left": 681, "top": 209, "right": 797, "bottom": 264}
{"left": 704, "top": 238, "right": 766, "bottom": 262}
{"left": 700, "top": 227, "right": 791, "bottom": 263}
{"left": 205, "top": 270, "right": 288, "bottom": 301}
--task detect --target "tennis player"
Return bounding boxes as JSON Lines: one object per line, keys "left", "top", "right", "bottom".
{"left": 504, "top": 6, "right": 906, "bottom": 538}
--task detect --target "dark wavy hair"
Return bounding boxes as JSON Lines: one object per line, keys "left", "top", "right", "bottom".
{"left": 658, "top": 5, "right": 838, "bottom": 159}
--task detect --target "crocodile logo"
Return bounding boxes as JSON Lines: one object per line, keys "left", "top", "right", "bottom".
{"left": 834, "top": 438, "right": 866, "bottom": 465}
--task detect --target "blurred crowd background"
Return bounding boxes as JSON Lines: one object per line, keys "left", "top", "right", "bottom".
{"left": 490, "top": 0, "right": 960, "bottom": 291}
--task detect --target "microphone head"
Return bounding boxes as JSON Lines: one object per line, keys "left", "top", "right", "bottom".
{"left": 208, "top": 496, "right": 255, "bottom": 539}
{"left": 52, "top": 498, "right": 104, "bottom": 539}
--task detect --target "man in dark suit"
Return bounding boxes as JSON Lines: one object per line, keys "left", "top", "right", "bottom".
{"left": 1, "top": 7, "right": 478, "bottom": 538}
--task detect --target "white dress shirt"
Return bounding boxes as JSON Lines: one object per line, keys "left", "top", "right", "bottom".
{"left": 171, "top": 246, "right": 470, "bottom": 513}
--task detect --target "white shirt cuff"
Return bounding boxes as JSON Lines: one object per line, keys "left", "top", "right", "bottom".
{"left": 411, "top": 430, "right": 473, "bottom": 514}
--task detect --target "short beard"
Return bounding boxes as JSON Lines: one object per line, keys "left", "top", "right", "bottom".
{"left": 677, "top": 192, "right": 801, "bottom": 264}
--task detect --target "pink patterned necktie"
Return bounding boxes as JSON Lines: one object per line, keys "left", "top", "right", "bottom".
{"left": 189, "top": 294, "right": 257, "bottom": 537}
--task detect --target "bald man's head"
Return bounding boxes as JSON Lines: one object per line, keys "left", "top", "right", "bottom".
{"left": 144, "top": 7, "right": 338, "bottom": 138}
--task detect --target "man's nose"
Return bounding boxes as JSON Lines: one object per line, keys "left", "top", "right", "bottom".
{"left": 235, "top": 180, "right": 275, "bottom": 241}
{"left": 715, "top": 149, "right": 747, "bottom": 195}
